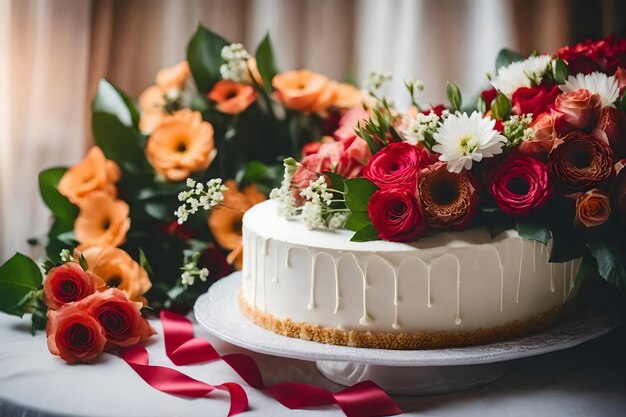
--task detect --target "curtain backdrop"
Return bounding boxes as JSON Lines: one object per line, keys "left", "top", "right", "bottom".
{"left": 1, "top": 0, "right": 623, "bottom": 261}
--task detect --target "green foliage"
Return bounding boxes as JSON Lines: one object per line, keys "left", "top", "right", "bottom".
{"left": 446, "top": 82, "right": 462, "bottom": 111}
{"left": 476, "top": 96, "right": 487, "bottom": 113}
{"left": 495, "top": 48, "right": 524, "bottom": 71}
{"left": 587, "top": 240, "right": 626, "bottom": 291}
{"left": 187, "top": 25, "right": 229, "bottom": 93}
{"left": 255, "top": 34, "right": 278, "bottom": 90}
{"left": 344, "top": 178, "right": 378, "bottom": 212}
{"left": 324, "top": 171, "right": 346, "bottom": 193}
{"left": 490, "top": 92, "right": 512, "bottom": 120}
{"left": 350, "top": 224, "right": 379, "bottom": 242}
{"left": 516, "top": 217, "right": 551, "bottom": 245}
{"left": 0, "top": 253, "right": 43, "bottom": 317}
{"left": 92, "top": 112, "right": 147, "bottom": 170}
{"left": 92, "top": 79, "right": 139, "bottom": 128}
{"left": 38, "top": 167, "right": 78, "bottom": 221}
{"left": 236, "top": 161, "right": 281, "bottom": 190}
{"left": 551, "top": 59, "right": 569, "bottom": 84}
{"left": 345, "top": 211, "right": 371, "bottom": 231}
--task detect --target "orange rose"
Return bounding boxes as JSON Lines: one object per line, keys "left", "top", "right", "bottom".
{"left": 57, "top": 147, "right": 120, "bottom": 204}
{"left": 80, "top": 247, "right": 152, "bottom": 305}
{"left": 155, "top": 61, "right": 190, "bottom": 91}
{"left": 208, "top": 80, "right": 257, "bottom": 114}
{"left": 209, "top": 180, "right": 266, "bottom": 269}
{"left": 519, "top": 112, "right": 557, "bottom": 155}
{"left": 576, "top": 188, "right": 611, "bottom": 227}
{"left": 272, "top": 70, "right": 329, "bottom": 112}
{"left": 145, "top": 109, "right": 216, "bottom": 181}
{"left": 46, "top": 303, "right": 107, "bottom": 364}
{"left": 43, "top": 262, "right": 105, "bottom": 310}
{"left": 74, "top": 192, "right": 130, "bottom": 249}
{"left": 80, "top": 288, "right": 156, "bottom": 349}
{"left": 553, "top": 89, "right": 602, "bottom": 131}
{"left": 138, "top": 85, "right": 166, "bottom": 134}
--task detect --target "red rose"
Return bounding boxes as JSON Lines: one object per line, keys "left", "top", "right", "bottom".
{"left": 423, "top": 104, "right": 447, "bottom": 116}
{"left": 417, "top": 163, "right": 479, "bottom": 229}
{"left": 81, "top": 289, "right": 156, "bottom": 349}
{"left": 557, "top": 35, "right": 626, "bottom": 75}
{"left": 481, "top": 88, "right": 498, "bottom": 107}
{"left": 46, "top": 304, "right": 107, "bottom": 364}
{"left": 363, "top": 142, "right": 431, "bottom": 189}
{"left": 553, "top": 89, "right": 602, "bottom": 134}
{"left": 43, "top": 262, "right": 105, "bottom": 310}
{"left": 548, "top": 131, "right": 614, "bottom": 194}
{"left": 368, "top": 187, "right": 425, "bottom": 242}
{"left": 512, "top": 83, "right": 561, "bottom": 116}
{"left": 488, "top": 154, "right": 552, "bottom": 216}
{"left": 519, "top": 112, "right": 557, "bottom": 155}
{"left": 597, "top": 106, "right": 626, "bottom": 158}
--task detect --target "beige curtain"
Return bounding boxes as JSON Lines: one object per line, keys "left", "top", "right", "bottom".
{"left": 0, "top": 0, "right": 618, "bottom": 261}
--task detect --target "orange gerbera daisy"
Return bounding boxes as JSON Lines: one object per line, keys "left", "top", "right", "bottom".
{"left": 209, "top": 180, "right": 266, "bottom": 269}
{"left": 272, "top": 70, "right": 329, "bottom": 112}
{"left": 208, "top": 80, "right": 257, "bottom": 115}
{"left": 155, "top": 61, "right": 190, "bottom": 91}
{"left": 74, "top": 191, "right": 130, "bottom": 249}
{"left": 331, "top": 83, "right": 364, "bottom": 109}
{"left": 145, "top": 109, "right": 217, "bottom": 181}
{"left": 80, "top": 246, "right": 152, "bottom": 305}
{"left": 57, "top": 147, "right": 120, "bottom": 205}
{"left": 138, "top": 85, "right": 166, "bottom": 134}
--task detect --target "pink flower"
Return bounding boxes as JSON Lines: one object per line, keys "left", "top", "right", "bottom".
{"left": 553, "top": 89, "right": 602, "bottom": 133}
{"left": 363, "top": 142, "right": 431, "bottom": 189}
{"left": 487, "top": 154, "right": 552, "bottom": 216}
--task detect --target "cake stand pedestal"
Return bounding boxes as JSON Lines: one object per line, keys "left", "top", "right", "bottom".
{"left": 194, "top": 273, "right": 622, "bottom": 395}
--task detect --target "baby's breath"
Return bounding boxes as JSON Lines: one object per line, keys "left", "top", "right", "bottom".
{"left": 220, "top": 43, "right": 251, "bottom": 83}
{"left": 175, "top": 178, "right": 227, "bottom": 224}
{"left": 503, "top": 114, "right": 534, "bottom": 147}
{"left": 180, "top": 252, "right": 209, "bottom": 287}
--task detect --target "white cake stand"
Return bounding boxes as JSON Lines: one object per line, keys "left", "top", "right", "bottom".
{"left": 194, "top": 273, "right": 623, "bottom": 395}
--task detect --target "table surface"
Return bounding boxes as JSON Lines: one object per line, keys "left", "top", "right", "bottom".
{"left": 1, "top": 311, "right": 625, "bottom": 417}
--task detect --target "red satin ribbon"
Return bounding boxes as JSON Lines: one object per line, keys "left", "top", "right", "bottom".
{"left": 160, "top": 310, "right": 403, "bottom": 417}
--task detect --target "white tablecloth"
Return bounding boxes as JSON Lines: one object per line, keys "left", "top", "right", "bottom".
{"left": 1, "top": 312, "right": 625, "bottom": 417}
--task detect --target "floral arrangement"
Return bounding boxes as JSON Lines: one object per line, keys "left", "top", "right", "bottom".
{"left": 0, "top": 25, "right": 364, "bottom": 360}
{"left": 1, "top": 29, "right": 626, "bottom": 364}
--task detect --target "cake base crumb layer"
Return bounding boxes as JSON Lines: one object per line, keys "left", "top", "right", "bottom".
{"left": 238, "top": 291, "right": 567, "bottom": 350}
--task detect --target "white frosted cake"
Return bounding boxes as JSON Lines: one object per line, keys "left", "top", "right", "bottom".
{"left": 239, "top": 200, "right": 580, "bottom": 349}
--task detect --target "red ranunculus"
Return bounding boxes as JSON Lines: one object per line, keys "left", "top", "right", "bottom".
{"left": 557, "top": 35, "right": 626, "bottom": 75}
{"left": 46, "top": 304, "right": 107, "bottom": 364}
{"left": 548, "top": 131, "right": 614, "bottom": 195}
{"left": 512, "top": 83, "right": 561, "bottom": 116}
{"left": 597, "top": 106, "right": 626, "bottom": 158}
{"left": 363, "top": 142, "right": 431, "bottom": 189}
{"left": 368, "top": 187, "right": 425, "bottom": 242}
{"left": 81, "top": 288, "right": 156, "bottom": 349}
{"left": 488, "top": 154, "right": 552, "bottom": 216}
{"left": 43, "top": 262, "right": 105, "bottom": 310}
{"left": 553, "top": 89, "right": 602, "bottom": 134}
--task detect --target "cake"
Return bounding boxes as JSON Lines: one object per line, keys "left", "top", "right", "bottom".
{"left": 239, "top": 200, "right": 579, "bottom": 349}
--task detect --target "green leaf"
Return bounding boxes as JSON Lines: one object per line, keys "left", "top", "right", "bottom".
{"left": 495, "top": 48, "right": 524, "bottom": 71}
{"left": 92, "top": 111, "right": 147, "bottom": 168}
{"left": 476, "top": 96, "right": 487, "bottom": 114}
{"left": 549, "top": 228, "right": 587, "bottom": 263}
{"left": 552, "top": 59, "right": 569, "bottom": 84}
{"left": 323, "top": 171, "right": 347, "bottom": 193}
{"left": 587, "top": 241, "right": 626, "bottom": 290}
{"left": 186, "top": 25, "right": 229, "bottom": 93}
{"left": 0, "top": 253, "right": 43, "bottom": 316}
{"left": 145, "top": 200, "right": 174, "bottom": 221}
{"left": 568, "top": 254, "right": 596, "bottom": 301}
{"left": 345, "top": 211, "right": 371, "bottom": 232}
{"left": 516, "top": 217, "right": 551, "bottom": 245}
{"left": 38, "top": 167, "right": 78, "bottom": 221}
{"left": 490, "top": 92, "right": 511, "bottom": 120}
{"left": 138, "top": 248, "right": 154, "bottom": 276}
{"left": 45, "top": 218, "right": 75, "bottom": 262}
{"left": 344, "top": 178, "right": 378, "bottom": 212}
{"left": 446, "top": 82, "right": 462, "bottom": 111}
{"left": 236, "top": 161, "right": 278, "bottom": 187}
{"left": 350, "top": 224, "right": 379, "bottom": 242}
{"left": 92, "top": 79, "right": 139, "bottom": 128}
{"left": 31, "top": 307, "right": 47, "bottom": 333}
{"left": 78, "top": 253, "right": 89, "bottom": 271}
{"left": 255, "top": 34, "right": 278, "bottom": 90}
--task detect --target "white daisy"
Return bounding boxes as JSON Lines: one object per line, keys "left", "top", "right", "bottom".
{"left": 491, "top": 55, "right": 553, "bottom": 98}
{"left": 559, "top": 72, "right": 620, "bottom": 108}
{"left": 433, "top": 112, "right": 507, "bottom": 173}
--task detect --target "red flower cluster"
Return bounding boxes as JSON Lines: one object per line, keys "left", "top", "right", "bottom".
{"left": 557, "top": 35, "right": 626, "bottom": 75}
{"left": 44, "top": 261, "right": 155, "bottom": 364}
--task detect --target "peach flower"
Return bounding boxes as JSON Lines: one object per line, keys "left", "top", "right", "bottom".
{"left": 155, "top": 61, "right": 190, "bottom": 91}
{"left": 80, "top": 288, "right": 156, "bottom": 349}
{"left": 46, "top": 303, "right": 107, "bottom": 364}
{"left": 576, "top": 188, "right": 611, "bottom": 227}
{"left": 43, "top": 262, "right": 105, "bottom": 310}
{"left": 138, "top": 85, "right": 166, "bottom": 134}
{"left": 246, "top": 58, "right": 264, "bottom": 85}
{"left": 331, "top": 83, "right": 364, "bottom": 109}
{"left": 57, "top": 147, "right": 120, "bottom": 205}
{"left": 519, "top": 112, "right": 557, "bottom": 155}
{"left": 272, "top": 70, "right": 329, "bottom": 112}
{"left": 80, "top": 246, "right": 152, "bottom": 305}
{"left": 74, "top": 192, "right": 130, "bottom": 249}
{"left": 209, "top": 180, "right": 266, "bottom": 269}
{"left": 208, "top": 80, "right": 257, "bottom": 114}
{"left": 145, "top": 109, "right": 217, "bottom": 181}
